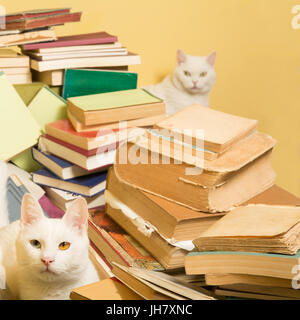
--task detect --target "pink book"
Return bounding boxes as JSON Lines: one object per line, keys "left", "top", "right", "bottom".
{"left": 39, "top": 194, "right": 65, "bottom": 219}
{"left": 23, "top": 32, "right": 118, "bottom": 50}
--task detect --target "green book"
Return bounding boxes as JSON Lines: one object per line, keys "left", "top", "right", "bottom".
{"left": 0, "top": 72, "right": 41, "bottom": 161}
{"left": 14, "top": 82, "right": 46, "bottom": 106}
{"left": 62, "top": 69, "right": 138, "bottom": 100}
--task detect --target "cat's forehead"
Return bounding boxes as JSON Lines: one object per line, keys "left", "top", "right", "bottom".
{"left": 21, "top": 218, "right": 75, "bottom": 240}
{"left": 180, "top": 55, "right": 210, "bottom": 70}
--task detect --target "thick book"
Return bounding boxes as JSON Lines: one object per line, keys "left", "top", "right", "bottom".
{"left": 114, "top": 132, "right": 277, "bottom": 212}
{"left": 31, "top": 147, "right": 93, "bottom": 180}
{"left": 154, "top": 104, "right": 258, "bottom": 154}
{"left": 68, "top": 108, "right": 165, "bottom": 133}
{"left": 185, "top": 250, "right": 300, "bottom": 280}
{"left": 30, "top": 52, "right": 141, "bottom": 72}
{"left": 6, "top": 73, "right": 32, "bottom": 84}
{"left": 0, "top": 29, "right": 56, "bottom": 48}
{"left": 0, "top": 50, "right": 29, "bottom": 67}
{"left": 193, "top": 204, "right": 300, "bottom": 255}
{"left": 32, "top": 168, "right": 107, "bottom": 197}
{"left": 23, "top": 31, "right": 118, "bottom": 50}
{"left": 88, "top": 209, "right": 164, "bottom": 271}
{"left": 62, "top": 69, "right": 138, "bottom": 100}
{"left": 0, "top": 72, "right": 40, "bottom": 161}
{"left": 39, "top": 135, "right": 116, "bottom": 171}
{"left": 45, "top": 119, "right": 125, "bottom": 151}
{"left": 4, "top": 11, "right": 82, "bottom": 31}
{"left": 106, "top": 167, "right": 224, "bottom": 241}
{"left": 67, "top": 88, "right": 165, "bottom": 126}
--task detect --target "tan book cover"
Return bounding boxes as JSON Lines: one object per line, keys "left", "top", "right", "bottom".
{"left": 193, "top": 204, "right": 300, "bottom": 254}
{"left": 154, "top": 104, "right": 258, "bottom": 153}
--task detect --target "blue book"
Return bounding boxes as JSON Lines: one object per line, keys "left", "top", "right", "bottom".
{"left": 32, "top": 168, "right": 107, "bottom": 197}
{"left": 62, "top": 69, "right": 138, "bottom": 100}
{"left": 32, "top": 147, "right": 93, "bottom": 180}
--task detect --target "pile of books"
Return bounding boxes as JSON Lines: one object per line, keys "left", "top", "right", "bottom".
{"left": 22, "top": 31, "right": 141, "bottom": 87}
{"left": 0, "top": 8, "right": 82, "bottom": 84}
{"left": 69, "top": 104, "right": 300, "bottom": 300}
{"left": 185, "top": 199, "right": 300, "bottom": 300}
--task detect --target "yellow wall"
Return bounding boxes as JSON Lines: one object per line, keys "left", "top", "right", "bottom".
{"left": 2, "top": 0, "right": 300, "bottom": 195}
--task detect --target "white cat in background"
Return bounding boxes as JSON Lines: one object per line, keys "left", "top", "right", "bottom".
{"left": 0, "top": 166, "right": 99, "bottom": 299}
{"left": 146, "top": 49, "right": 216, "bottom": 116}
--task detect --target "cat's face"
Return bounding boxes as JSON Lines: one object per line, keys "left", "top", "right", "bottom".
{"left": 16, "top": 194, "right": 90, "bottom": 283}
{"left": 174, "top": 49, "right": 216, "bottom": 94}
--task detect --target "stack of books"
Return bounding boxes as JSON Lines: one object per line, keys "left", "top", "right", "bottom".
{"left": 21, "top": 31, "right": 141, "bottom": 87}
{"left": 185, "top": 195, "right": 300, "bottom": 300}
{"left": 0, "top": 48, "right": 31, "bottom": 84}
{"left": 114, "top": 104, "right": 277, "bottom": 212}
{"left": 0, "top": 8, "right": 82, "bottom": 84}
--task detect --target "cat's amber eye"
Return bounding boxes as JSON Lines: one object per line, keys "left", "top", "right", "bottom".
{"left": 59, "top": 242, "right": 71, "bottom": 251}
{"left": 200, "top": 71, "right": 207, "bottom": 77}
{"left": 30, "top": 239, "right": 41, "bottom": 249}
{"left": 184, "top": 70, "right": 191, "bottom": 76}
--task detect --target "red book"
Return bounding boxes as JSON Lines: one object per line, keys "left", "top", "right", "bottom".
{"left": 5, "top": 8, "right": 71, "bottom": 22}
{"left": 4, "top": 11, "right": 82, "bottom": 31}
{"left": 45, "top": 134, "right": 120, "bottom": 157}
{"left": 45, "top": 119, "right": 125, "bottom": 151}
{"left": 23, "top": 32, "right": 118, "bottom": 50}
{"left": 39, "top": 194, "right": 65, "bottom": 219}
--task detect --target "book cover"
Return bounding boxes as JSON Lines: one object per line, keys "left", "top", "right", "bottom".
{"left": 62, "top": 69, "right": 138, "bottom": 100}
{"left": 0, "top": 72, "right": 41, "bottom": 161}
{"left": 23, "top": 31, "right": 118, "bottom": 50}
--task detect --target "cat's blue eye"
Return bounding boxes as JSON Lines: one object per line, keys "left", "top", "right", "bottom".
{"left": 184, "top": 71, "right": 191, "bottom": 76}
{"left": 200, "top": 72, "right": 207, "bottom": 77}
{"left": 30, "top": 239, "right": 41, "bottom": 249}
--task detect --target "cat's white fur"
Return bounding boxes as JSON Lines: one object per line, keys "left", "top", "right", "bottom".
{"left": 146, "top": 49, "right": 216, "bottom": 116}
{"left": 0, "top": 161, "right": 8, "bottom": 228}
{"left": 0, "top": 194, "right": 99, "bottom": 300}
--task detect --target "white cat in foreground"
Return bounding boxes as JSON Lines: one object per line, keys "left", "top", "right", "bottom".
{"left": 0, "top": 162, "right": 99, "bottom": 300}
{"left": 146, "top": 49, "right": 216, "bottom": 116}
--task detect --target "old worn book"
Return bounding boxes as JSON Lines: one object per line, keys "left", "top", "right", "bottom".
{"left": 0, "top": 29, "right": 56, "bottom": 48}
{"left": 70, "top": 278, "right": 142, "bottom": 300}
{"left": 67, "top": 88, "right": 165, "bottom": 126}
{"left": 205, "top": 273, "right": 297, "bottom": 288}
{"left": 117, "top": 264, "right": 215, "bottom": 300}
{"left": 114, "top": 132, "right": 276, "bottom": 212}
{"left": 4, "top": 11, "right": 82, "bottom": 31}
{"left": 68, "top": 108, "right": 165, "bottom": 132}
{"left": 112, "top": 263, "right": 187, "bottom": 300}
{"left": 5, "top": 8, "right": 71, "bottom": 22}
{"left": 30, "top": 52, "right": 141, "bottom": 72}
{"left": 193, "top": 204, "right": 300, "bottom": 254}
{"left": 154, "top": 104, "right": 258, "bottom": 154}
{"left": 216, "top": 284, "right": 300, "bottom": 300}
{"left": 105, "top": 201, "right": 187, "bottom": 271}
{"left": 185, "top": 250, "right": 300, "bottom": 280}
{"left": 106, "top": 167, "right": 224, "bottom": 241}
{"left": 88, "top": 209, "right": 164, "bottom": 271}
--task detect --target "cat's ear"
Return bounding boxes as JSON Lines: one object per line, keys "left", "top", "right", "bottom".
{"left": 21, "top": 193, "right": 45, "bottom": 227}
{"left": 176, "top": 49, "right": 186, "bottom": 64}
{"left": 207, "top": 51, "right": 216, "bottom": 66}
{"left": 62, "top": 197, "right": 88, "bottom": 234}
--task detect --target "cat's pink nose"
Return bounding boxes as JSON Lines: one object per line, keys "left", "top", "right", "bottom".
{"left": 41, "top": 257, "right": 54, "bottom": 266}
{"left": 193, "top": 80, "right": 198, "bottom": 85}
